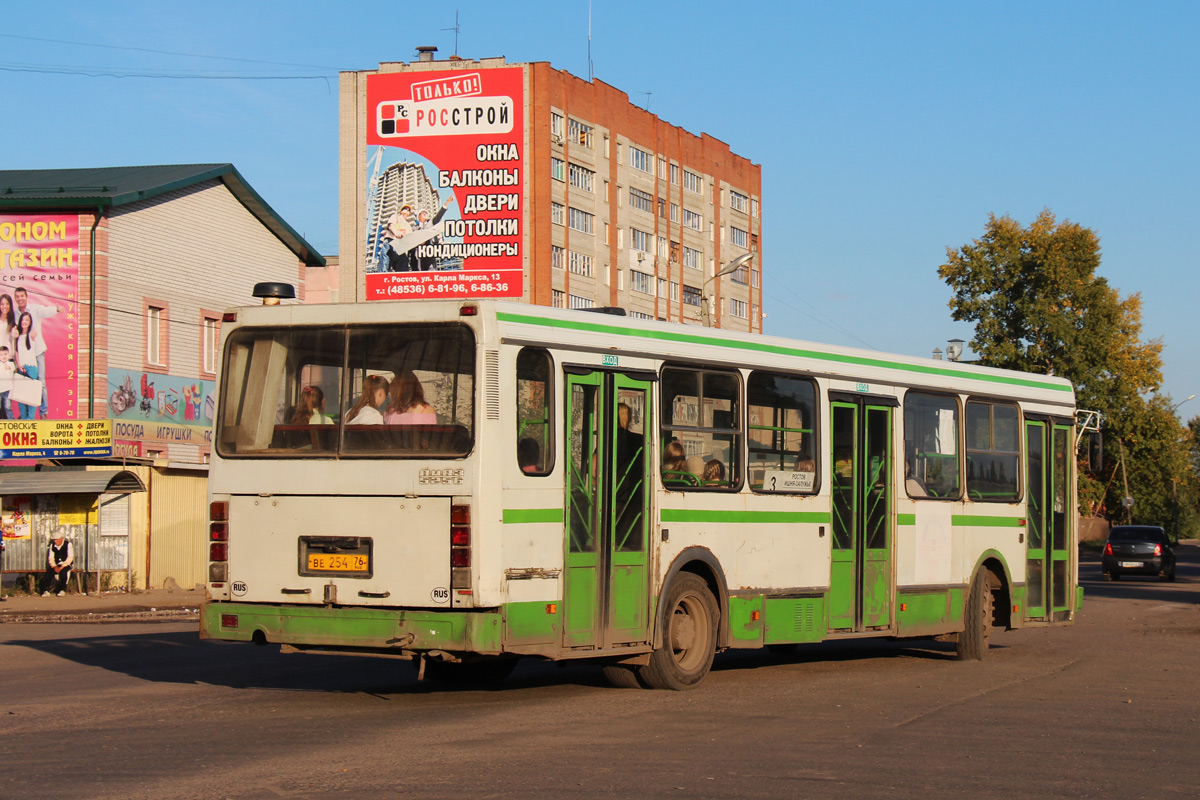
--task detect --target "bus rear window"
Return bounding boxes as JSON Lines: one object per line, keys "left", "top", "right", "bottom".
{"left": 216, "top": 324, "right": 475, "bottom": 458}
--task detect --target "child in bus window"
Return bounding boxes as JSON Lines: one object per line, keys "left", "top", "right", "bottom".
{"left": 289, "top": 386, "right": 333, "bottom": 425}
{"left": 346, "top": 375, "right": 389, "bottom": 425}
{"left": 383, "top": 370, "right": 437, "bottom": 424}
{"left": 702, "top": 458, "right": 726, "bottom": 485}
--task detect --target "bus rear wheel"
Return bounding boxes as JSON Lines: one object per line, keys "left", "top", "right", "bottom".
{"left": 638, "top": 573, "right": 718, "bottom": 690}
{"left": 957, "top": 568, "right": 998, "bottom": 661}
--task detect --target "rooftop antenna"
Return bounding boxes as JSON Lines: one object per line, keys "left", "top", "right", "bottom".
{"left": 638, "top": 90, "right": 652, "bottom": 110}
{"left": 587, "top": 0, "right": 593, "bottom": 81}
{"left": 443, "top": 10, "right": 461, "bottom": 56}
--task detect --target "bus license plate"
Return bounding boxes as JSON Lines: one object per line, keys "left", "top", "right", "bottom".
{"left": 307, "top": 553, "right": 369, "bottom": 572}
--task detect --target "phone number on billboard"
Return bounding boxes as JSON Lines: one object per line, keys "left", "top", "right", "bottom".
{"left": 380, "top": 282, "right": 510, "bottom": 297}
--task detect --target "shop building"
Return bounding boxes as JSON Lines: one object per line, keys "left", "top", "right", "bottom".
{"left": 0, "top": 164, "right": 324, "bottom": 590}
{"left": 338, "top": 53, "right": 763, "bottom": 330}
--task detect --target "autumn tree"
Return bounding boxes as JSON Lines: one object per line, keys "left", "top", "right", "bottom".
{"left": 940, "top": 210, "right": 1193, "bottom": 531}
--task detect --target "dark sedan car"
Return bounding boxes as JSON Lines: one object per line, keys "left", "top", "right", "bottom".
{"left": 1103, "top": 525, "right": 1176, "bottom": 582}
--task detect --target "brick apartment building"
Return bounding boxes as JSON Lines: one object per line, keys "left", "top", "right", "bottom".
{"left": 338, "top": 53, "right": 762, "bottom": 331}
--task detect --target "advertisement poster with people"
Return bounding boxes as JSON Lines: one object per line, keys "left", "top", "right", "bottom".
{"left": 0, "top": 213, "right": 79, "bottom": 421}
{"left": 364, "top": 67, "right": 525, "bottom": 301}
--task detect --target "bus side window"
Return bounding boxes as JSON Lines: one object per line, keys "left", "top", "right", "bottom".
{"left": 516, "top": 348, "right": 553, "bottom": 475}
{"left": 747, "top": 370, "right": 817, "bottom": 494}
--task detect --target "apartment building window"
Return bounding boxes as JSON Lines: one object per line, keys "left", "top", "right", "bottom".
{"left": 629, "top": 187, "right": 653, "bottom": 213}
{"left": 568, "top": 162, "right": 595, "bottom": 192}
{"left": 657, "top": 236, "right": 669, "bottom": 259}
{"left": 670, "top": 203, "right": 679, "bottom": 223}
{"left": 671, "top": 282, "right": 680, "bottom": 301}
{"left": 751, "top": 198, "right": 759, "bottom": 218}
{"left": 552, "top": 245, "right": 564, "bottom": 269}
{"left": 658, "top": 158, "right": 667, "bottom": 179}
{"left": 568, "top": 293, "right": 596, "bottom": 310}
{"left": 729, "top": 298, "right": 748, "bottom": 319}
{"left": 730, "top": 226, "right": 749, "bottom": 247}
{"left": 551, "top": 157, "right": 565, "bottom": 182}
{"left": 683, "top": 169, "right": 703, "bottom": 194}
{"left": 552, "top": 290, "right": 566, "bottom": 308}
{"left": 551, "top": 112, "right": 563, "bottom": 138}
{"left": 201, "top": 314, "right": 220, "bottom": 376}
{"left": 683, "top": 245, "right": 703, "bottom": 270}
{"left": 730, "top": 190, "right": 749, "bottom": 213}
{"left": 551, "top": 202, "right": 565, "bottom": 226}
{"left": 658, "top": 277, "right": 668, "bottom": 297}
{"left": 670, "top": 164, "right": 679, "bottom": 185}
{"left": 568, "top": 118, "right": 593, "bottom": 148}
{"left": 145, "top": 301, "right": 167, "bottom": 368}
{"left": 730, "top": 265, "right": 749, "bottom": 285}
{"left": 630, "top": 227, "right": 651, "bottom": 253}
{"left": 658, "top": 198, "right": 666, "bottom": 218}
{"left": 631, "top": 269, "right": 653, "bottom": 294}
{"left": 568, "top": 251, "right": 593, "bottom": 277}
{"left": 628, "top": 145, "right": 653, "bottom": 173}
{"left": 683, "top": 285, "right": 702, "bottom": 306}
{"left": 568, "top": 207, "right": 594, "bottom": 234}
{"left": 630, "top": 311, "right": 654, "bottom": 320}
{"left": 682, "top": 208, "right": 703, "bottom": 231}
{"left": 669, "top": 241, "right": 680, "bottom": 263}
{"left": 751, "top": 269, "right": 760, "bottom": 288}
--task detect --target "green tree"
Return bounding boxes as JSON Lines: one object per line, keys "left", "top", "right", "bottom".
{"left": 940, "top": 210, "right": 1193, "bottom": 529}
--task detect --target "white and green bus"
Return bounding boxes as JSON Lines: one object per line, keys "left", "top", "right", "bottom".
{"left": 200, "top": 297, "right": 1082, "bottom": 689}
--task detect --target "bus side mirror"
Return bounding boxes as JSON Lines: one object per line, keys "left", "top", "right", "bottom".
{"left": 1082, "top": 431, "right": 1104, "bottom": 473}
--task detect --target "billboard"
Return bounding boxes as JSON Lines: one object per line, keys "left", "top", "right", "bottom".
{"left": 364, "top": 67, "right": 525, "bottom": 301}
{"left": 0, "top": 213, "right": 80, "bottom": 421}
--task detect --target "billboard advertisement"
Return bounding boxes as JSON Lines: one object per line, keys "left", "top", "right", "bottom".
{"left": 364, "top": 67, "right": 525, "bottom": 301}
{"left": 107, "top": 367, "right": 215, "bottom": 451}
{"left": 0, "top": 213, "right": 80, "bottom": 421}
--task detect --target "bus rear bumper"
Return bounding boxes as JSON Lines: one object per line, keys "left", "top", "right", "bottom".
{"left": 200, "top": 601, "right": 504, "bottom": 655}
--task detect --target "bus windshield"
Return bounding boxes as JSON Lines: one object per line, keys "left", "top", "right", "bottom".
{"left": 215, "top": 323, "right": 475, "bottom": 458}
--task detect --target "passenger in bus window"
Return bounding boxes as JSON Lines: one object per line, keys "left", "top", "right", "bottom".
{"left": 289, "top": 386, "right": 333, "bottom": 425}
{"left": 662, "top": 440, "right": 697, "bottom": 486}
{"left": 346, "top": 375, "right": 389, "bottom": 425}
{"left": 702, "top": 458, "right": 726, "bottom": 486}
{"left": 518, "top": 437, "right": 541, "bottom": 473}
{"left": 384, "top": 370, "right": 437, "bottom": 424}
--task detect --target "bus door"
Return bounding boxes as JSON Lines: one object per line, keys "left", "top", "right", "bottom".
{"left": 563, "top": 369, "right": 653, "bottom": 649}
{"left": 828, "top": 397, "right": 894, "bottom": 631}
{"left": 1024, "top": 420, "right": 1073, "bottom": 621}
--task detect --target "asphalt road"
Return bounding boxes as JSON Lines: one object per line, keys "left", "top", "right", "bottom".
{"left": 2, "top": 545, "right": 1199, "bottom": 800}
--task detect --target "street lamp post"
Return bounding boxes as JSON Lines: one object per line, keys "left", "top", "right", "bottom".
{"left": 1169, "top": 394, "right": 1195, "bottom": 415}
{"left": 701, "top": 252, "right": 754, "bottom": 328}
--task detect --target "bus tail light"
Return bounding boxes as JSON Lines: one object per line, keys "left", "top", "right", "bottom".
{"left": 451, "top": 503, "right": 471, "bottom": 591}
{"left": 209, "top": 501, "right": 229, "bottom": 587}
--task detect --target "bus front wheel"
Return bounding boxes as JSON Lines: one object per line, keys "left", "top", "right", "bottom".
{"left": 957, "top": 568, "right": 999, "bottom": 661}
{"left": 639, "top": 573, "right": 718, "bottom": 690}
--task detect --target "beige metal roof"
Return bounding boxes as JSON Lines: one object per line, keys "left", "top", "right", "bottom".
{"left": 0, "top": 470, "right": 146, "bottom": 495}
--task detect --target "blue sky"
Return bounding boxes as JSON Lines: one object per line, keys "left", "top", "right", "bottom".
{"left": 2, "top": 1, "right": 1196, "bottom": 412}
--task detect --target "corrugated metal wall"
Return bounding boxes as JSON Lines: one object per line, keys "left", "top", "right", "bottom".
{"left": 146, "top": 467, "right": 208, "bottom": 590}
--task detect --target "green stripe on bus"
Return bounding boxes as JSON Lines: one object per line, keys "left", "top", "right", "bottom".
{"left": 660, "top": 509, "right": 832, "bottom": 524}
{"left": 502, "top": 508, "right": 563, "bottom": 524}
{"left": 952, "top": 515, "right": 1025, "bottom": 527}
{"left": 496, "top": 311, "right": 1071, "bottom": 393}
{"left": 897, "top": 513, "right": 916, "bottom": 526}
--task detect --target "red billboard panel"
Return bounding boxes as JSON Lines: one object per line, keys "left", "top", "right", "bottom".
{"left": 364, "top": 67, "right": 524, "bottom": 300}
